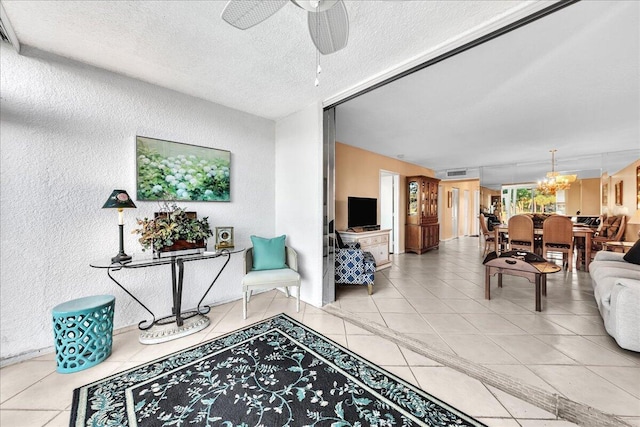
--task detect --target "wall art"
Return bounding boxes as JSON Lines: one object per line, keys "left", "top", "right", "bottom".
{"left": 614, "top": 180, "right": 623, "bottom": 206}
{"left": 136, "top": 136, "right": 230, "bottom": 202}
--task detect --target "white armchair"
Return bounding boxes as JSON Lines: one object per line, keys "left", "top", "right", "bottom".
{"left": 241, "top": 246, "right": 301, "bottom": 319}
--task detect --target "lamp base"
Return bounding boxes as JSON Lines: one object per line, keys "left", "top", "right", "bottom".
{"left": 112, "top": 253, "right": 132, "bottom": 264}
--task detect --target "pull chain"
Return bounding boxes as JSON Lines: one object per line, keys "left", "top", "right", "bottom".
{"left": 314, "top": 1, "right": 321, "bottom": 87}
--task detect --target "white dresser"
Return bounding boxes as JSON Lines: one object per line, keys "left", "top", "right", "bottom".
{"left": 339, "top": 229, "right": 391, "bottom": 270}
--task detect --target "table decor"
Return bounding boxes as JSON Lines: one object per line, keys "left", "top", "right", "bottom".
{"left": 133, "top": 203, "right": 213, "bottom": 258}
{"left": 102, "top": 189, "right": 137, "bottom": 263}
{"left": 214, "top": 226, "right": 234, "bottom": 250}
{"left": 71, "top": 314, "right": 485, "bottom": 426}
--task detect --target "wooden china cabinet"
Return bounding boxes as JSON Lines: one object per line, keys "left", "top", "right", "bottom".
{"left": 406, "top": 175, "right": 440, "bottom": 254}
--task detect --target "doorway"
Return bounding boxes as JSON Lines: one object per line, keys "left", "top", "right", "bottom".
{"left": 463, "top": 189, "right": 470, "bottom": 236}
{"left": 452, "top": 188, "right": 459, "bottom": 238}
{"left": 380, "top": 171, "right": 400, "bottom": 254}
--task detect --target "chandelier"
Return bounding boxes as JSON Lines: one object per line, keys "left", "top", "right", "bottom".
{"left": 536, "top": 149, "right": 577, "bottom": 195}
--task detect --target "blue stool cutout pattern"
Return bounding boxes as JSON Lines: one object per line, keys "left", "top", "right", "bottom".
{"left": 52, "top": 295, "right": 115, "bottom": 373}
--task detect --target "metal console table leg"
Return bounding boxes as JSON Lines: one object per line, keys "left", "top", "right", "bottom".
{"left": 94, "top": 250, "right": 238, "bottom": 344}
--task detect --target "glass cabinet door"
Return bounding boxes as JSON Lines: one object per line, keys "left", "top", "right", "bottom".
{"left": 408, "top": 181, "right": 418, "bottom": 215}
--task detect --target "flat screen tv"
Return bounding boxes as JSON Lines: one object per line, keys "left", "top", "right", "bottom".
{"left": 348, "top": 197, "right": 377, "bottom": 228}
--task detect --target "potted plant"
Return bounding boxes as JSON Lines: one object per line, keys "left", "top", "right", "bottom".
{"left": 133, "top": 203, "right": 213, "bottom": 256}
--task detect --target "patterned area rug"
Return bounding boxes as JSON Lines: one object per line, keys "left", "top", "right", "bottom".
{"left": 71, "top": 314, "right": 485, "bottom": 426}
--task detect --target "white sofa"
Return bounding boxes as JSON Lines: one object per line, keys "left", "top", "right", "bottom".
{"left": 589, "top": 251, "right": 640, "bottom": 352}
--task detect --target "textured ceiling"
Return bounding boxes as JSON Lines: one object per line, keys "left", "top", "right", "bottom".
{"left": 2, "top": 1, "right": 638, "bottom": 181}
{"left": 2, "top": 0, "right": 533, "bottom": 120}
{"left": 336, "top": 0, "right": 640, "bottom": 182}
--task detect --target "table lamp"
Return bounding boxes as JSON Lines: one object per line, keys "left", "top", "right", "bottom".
{"left": 102, "top": 189, "right": 137, "bottom": 263}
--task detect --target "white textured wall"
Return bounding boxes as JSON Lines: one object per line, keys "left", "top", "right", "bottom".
{"left": 274, "top": 103, "right": 323, "bottom": 307}
{"left": 0, "top": 44, "right": 276, "bottom": 360}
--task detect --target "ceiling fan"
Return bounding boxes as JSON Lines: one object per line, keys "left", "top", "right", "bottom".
{"left": 221, "top": 0, "right": 349, "bottom": 55}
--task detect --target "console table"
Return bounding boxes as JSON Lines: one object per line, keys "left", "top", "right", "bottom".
{"left": 90, "top": 249, "right": 242, "bottom": 344}
{"left": 339, "top": 229, "right": 392, "bottom": 270}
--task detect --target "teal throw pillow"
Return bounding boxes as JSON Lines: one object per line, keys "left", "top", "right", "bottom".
{"left": 250, "top": 235, "right": 287, "bottom": 271}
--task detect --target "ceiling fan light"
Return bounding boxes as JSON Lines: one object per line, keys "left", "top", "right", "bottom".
{"left": 292, "top": 0, "right": 338, "bottom": 12}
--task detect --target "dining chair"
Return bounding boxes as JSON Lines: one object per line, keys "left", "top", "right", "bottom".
{"left": 479, "top": 213, "right": 497, "bottom": 255}
{"left": 508, "top": 214, "right": 536, "bottom": 253}
{"left": 542, "top": 215, "right": 574, "bottom": 271}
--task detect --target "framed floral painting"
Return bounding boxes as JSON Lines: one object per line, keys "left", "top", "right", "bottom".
{"left": 136, "top": 136, "right": 230, "bottom": 202}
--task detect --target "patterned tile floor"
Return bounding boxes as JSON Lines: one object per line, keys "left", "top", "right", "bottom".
{"left": 1, "top": 237, "right": 638, "bottom": 426}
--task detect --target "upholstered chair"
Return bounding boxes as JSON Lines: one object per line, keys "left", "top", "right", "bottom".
{"left": 335, "top": 236, "right": 376, "bottom": 295}
{"left": 593, "top": 215, "right": 627, "bottom": 250}
{"left": 577, "top": 215, "right": 628, "bottom": 267}
{"left": 241, "top": 246, "right": 300, "bottom": 319}
{"left": 542, "top": 215, "right": 575, "bottom": 271}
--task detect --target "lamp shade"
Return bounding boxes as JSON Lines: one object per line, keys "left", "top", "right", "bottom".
{"left": 102, "top": 190, "right": 137, "bottom": 209}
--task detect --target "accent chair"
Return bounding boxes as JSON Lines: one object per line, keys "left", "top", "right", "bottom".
{"left": 335, "top": 233, "right": 376, "bottom": 295}
{"left": 241, "top": 246, "right": 300, "bottom": 319}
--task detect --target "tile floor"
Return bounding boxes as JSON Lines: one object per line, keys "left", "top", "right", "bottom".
{"left": 1, "top": 237, "right": 638, "bottom": 426}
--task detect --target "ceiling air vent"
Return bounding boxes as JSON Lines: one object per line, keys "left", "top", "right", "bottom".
{"left": 0, "top": 3, "right": 20, "bottom": 53}
{"left": 446, "top": 169, "right": 467, "bottom": 178}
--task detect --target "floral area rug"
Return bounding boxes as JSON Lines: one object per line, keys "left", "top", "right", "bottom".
{"left": 71, "top": 314, "right": 485, "bottom": 426}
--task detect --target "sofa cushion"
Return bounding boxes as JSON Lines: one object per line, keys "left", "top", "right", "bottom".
{"left": 591, "top": 264, "right": 640, "bottom": 308}
{"left": 623, "top": 239, "right": 640, "bottom": 265}
{"left": 242, "top": 268, "right": 300, "bottom": 288}
{"left": 593, "top": 251, "right": 626, "bottom": 262}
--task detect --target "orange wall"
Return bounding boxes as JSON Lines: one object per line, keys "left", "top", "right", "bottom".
{"left": 440, "top": 179, "right": 480, "bottom": 240}
{"left": 607, "top": 159, "right": 640, "bottom": 241}
{"left": 335, "top": 142, "right": 436, "bottom": 251}
{"left": 565, "top": 178, "right": 600, "bottom": 216}
{"left": 480, "top": 186, "right": 500, "bottom": 213}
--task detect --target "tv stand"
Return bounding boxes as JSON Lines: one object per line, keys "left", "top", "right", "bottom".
{"left": 339, "top": 229, "right": 391, "bottom": 270}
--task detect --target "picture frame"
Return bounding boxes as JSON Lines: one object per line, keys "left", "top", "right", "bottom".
{"left": 614, "top": 181, "right": 623, "bottom": 206}
{"left": 602, "top": 181, "right": 609, "bottom": 206}
{"left": 136, "top": 136, "right": 230, "bottom": 202}
{"left": 215, "top": 227, "right": 234, "bottom": 250}
{"left": 637, "top": 166, "right": 640, "bottom": 210}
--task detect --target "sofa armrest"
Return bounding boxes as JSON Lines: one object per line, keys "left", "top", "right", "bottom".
{"left": 609, "top": 278, "right": 640, "bottom": 352}
{"left": 593, "top": 251, "right": 626, "bottom": 263}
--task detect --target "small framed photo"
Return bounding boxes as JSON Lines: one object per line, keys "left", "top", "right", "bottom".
{"left": 215, "top": 227, "right": 234, "bottom": 250}
{"left": 614, "top": 181, "right": 623, "bottom": 206}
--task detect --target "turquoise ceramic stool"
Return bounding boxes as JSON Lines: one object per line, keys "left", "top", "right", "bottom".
{"left": 52, "top": 295, "right": 115, "bottom": 373}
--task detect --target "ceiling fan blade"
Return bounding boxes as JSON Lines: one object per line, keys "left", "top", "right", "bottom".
{"left": 307, "top": 0, "right": 348, "bottom": 54}
{"left": 221, "top": 0, "right": 287, "bottom": 30}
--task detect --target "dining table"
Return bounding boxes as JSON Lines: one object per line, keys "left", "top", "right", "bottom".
{"left": 493, "top": 224, "right": 595, "bottom": 272}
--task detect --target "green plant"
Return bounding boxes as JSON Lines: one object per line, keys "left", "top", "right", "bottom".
{"left": 133, "top": 203, "right": 213, "bottom": 252}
